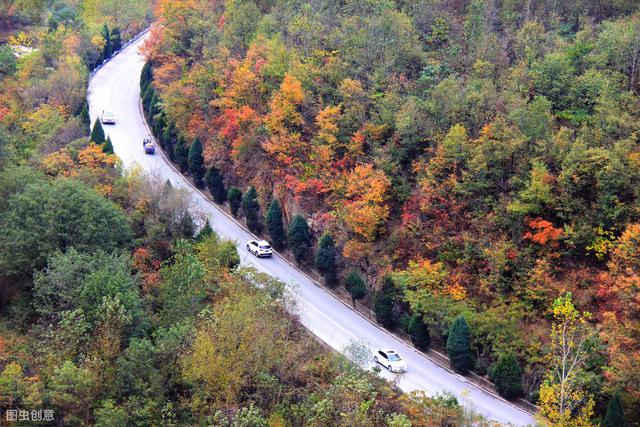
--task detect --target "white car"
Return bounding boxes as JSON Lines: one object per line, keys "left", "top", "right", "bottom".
{"left": 102, "top": 110, "right": 116, "bottom": 124}
{"left": 374, "top": 349, "right": 407, "bottom": 373}
{"left": 246, "top": 240, "right": 273, "bottom": 258}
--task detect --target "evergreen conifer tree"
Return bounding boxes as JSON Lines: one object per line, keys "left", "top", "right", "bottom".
{"left": 408, "top": 315, "right": 430, "bottom": 350}
{"left": 489, "top": 352, "right": 523, "bottom": 399}
{"left": 602, "top": 391, "right": 625, "bottom": 427}
{"left": 188, "top": 138, "right": 205, "bottom": 187}
{"left": 287, "top": 214, "right": 311, "bottom": 263}
{"left": 174, "top": 135, "right": 189, "bottom": 173}
{"left": 205, "top": 167, "right": 226, "bottom": 204}
{"left": 242, "top": 187, "right": 262, "bottom": 233}
{"left": 447, "top": 315, "right": 473, "bottom": 374}
{"left": 90, "top": 118, "right": 105, "bottom": 144}
{"left": 374, "top": 275, "right": 396, "bottom": 328}
{"left": 315, "top": 233, "right": 337, "bottom": 285}
{"left": 110, "top": 27, "right": 122, "bottom": 51}
{"left": 266, "top": 200, "right": 286, "bottom": 249}
{"left": 228, "top": 187, "right": 242, "bottom": 217}
{"left": 343, "top": 270, "right": 367, "bottom": 306}
{"left": 102, "top": 136, "right": 114, "bottom": 154}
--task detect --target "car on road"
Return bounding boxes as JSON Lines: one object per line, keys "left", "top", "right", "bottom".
{"left": 143, "top": 138, "right": 156, "bottom": 154}
{"left": 246, "top": 240, "right": 273, "bottom": 258}
{"left": 374, "top": 349, "right": 407, "bottom": 373}
{"left": 102, "top": 110, "right": 116, "bottom": 124}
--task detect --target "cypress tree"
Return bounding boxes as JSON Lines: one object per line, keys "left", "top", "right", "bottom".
{"left": 90, "top": 118, "right": 105, "bottom": 144}
{"left": 287, "top": 214, "right": 311, "bottom": 263}
{"left": 242, "top": 186, "right": 262, "bottom": 233}
{"left": 163, "top": 122, "right": 176, "bottom": 160}
{"left": 195, "top": 220, "right": 213, "bottom": 242}
{"left": 315, "top": 233, "right": 337, "bottom": 285}
{"left": 374, "top": 275, "right": 396, "bottom": 328}
{"left": 110, "top": 27, "right": 122, "bottom": 51}
{"left": 602, "top": 391, "right": 625, "bottom": 427}
{"left": 140, "top": 62, "right": 152, "bottom": 91}
{"left": 179, "top": 212, "right": 195, "bottom": 239}
{"left": 408, "top": 315, "right": 430, "bottom": 350}
{"left": 153, "top": 113, "right": 166, "bottom": 143}
{"left": 205, "top": 167, "right": 226, "bottom": 204}
{"left": 102, "top": 136, "right": 114, "bottom": 154}
{"left": 148, "top": 92, "right": 159, "bottom": 125}
{"left": 266, "top": 200, "right": 286, "bottom": 249}
{"left": 343, "top": 270, "right": 367, "bottom": 306}
{"left": 188, "top": 138, "right": 205, "bottom": 187}
{"left": 228, "top": 187, "right": 242, "bottom": 217}
{"left": 489, "top": 352, "right": 523, "bottom": 400}
{"left": 79, "top": 100, "right": 90, "bottom": 134}
{"left": 101, "top": 23, "right": 112, "bottom": 60}
{"left": 142, "top": 85, "right": 154, "bottom": 114}
{"left": 174, "top": 135, "right": 189, "bottom": 173}
{"left": 446, "top": 315, "right": 473, "bottom": 374}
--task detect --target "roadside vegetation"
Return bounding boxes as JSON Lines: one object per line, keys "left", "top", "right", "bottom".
{"left": 141, "top": 0, "right": 640, "bottom": 424}
{"left": 0, "top": 2, "right": 500, "bottom": 426}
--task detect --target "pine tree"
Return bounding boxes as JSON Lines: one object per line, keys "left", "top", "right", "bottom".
{"left": 140, "top": 62, "right": 152, "bottom": 92}
{"left": 228, "top": 187, "right": 242, "bottom": 217}
{"left": 163, "top": 122, "right": 176, "bottom": 161}
{"left": 174, "top": 135, "right": 189, "bottom": 173}
{"left": 205, "top": 167, "right": 226, "bottom": 204}
{"left": 142, "top": 85, "right": 154, "bottom": 114}
{"left": 110, "top": 27, "right": 122, "bottom": 52}
{"left": 489, "top": 353, "right": 523, "bottom": 399}
{"left": 188, "top": 138, "right": 205, "bottom": 188}
{"left": 79, "top": 100, "right": 90, "bottom": 134}
{"left": 101, "top": 23, "right": 112, "bottom": 60}
{"left": 242, "top": 187, "right": 262, "bottom": 233}
{"left": 287, "top": 215, "right": 311, "bottom": 263}
{"left": 374, "top": 275, "right": 396, "bottom": 328}
{"left": 446, "top": 315, "right": 473, "bottom": 374}
{"left": 343, "top": 270, "right": 367, "bottom": 306}
{"left": 408, "top": 315, "right": 430, "bottom": 350}
{"left": 315, "top": 233, "right": 337, "bottom": 285}
{"left": 602, "top": 392, "right": 625, "bottom": 427}
{"left": 90, "top": 118, "right": 105, "bottom": 144}
{"left": 154, "top": 113, "right": 166, "bottom": 144}
{"left": 148, "top": 92, "right": 159, "bottom": 125}
{"left": 266, "top": 200, "right": 286, "bottom": 249}
{"left": 102, "top": 136, "right": 114, "bottom": 154}
{"left": 196, "top": 220, "right": 214, "bottom": 242}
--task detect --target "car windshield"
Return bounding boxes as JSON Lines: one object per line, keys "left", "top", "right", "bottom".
{"left": 259, "top": 245, "right": 271, "bottom": 249}
{"left": 388, "top": 354, "right": 401, "bottom": 362}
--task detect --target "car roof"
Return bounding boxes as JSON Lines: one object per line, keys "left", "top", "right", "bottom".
{"left": 379, "top": 349, "right": 397, "bottom": 354}
{"left": 257, "top": 240, "right": 270, "bottom": 245}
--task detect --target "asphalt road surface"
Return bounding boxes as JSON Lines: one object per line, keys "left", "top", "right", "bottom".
{"left": 87, "top": 33, "right": 536, "bottom": 427}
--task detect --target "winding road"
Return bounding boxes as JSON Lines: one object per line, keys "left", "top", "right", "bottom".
{"left": 87, "top": 33, "right": 536, "bottom": 427}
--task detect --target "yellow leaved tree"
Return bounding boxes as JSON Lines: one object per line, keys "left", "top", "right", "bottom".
{"left": 537, "top": 293, "right": 595, "bottom": 427}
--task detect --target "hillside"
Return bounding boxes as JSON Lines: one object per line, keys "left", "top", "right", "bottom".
{"left": 140, "top": 0, "right": 640, "bottom": 425}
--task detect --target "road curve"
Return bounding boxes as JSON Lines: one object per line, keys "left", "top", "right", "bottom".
{"left": 87, "top": 33, "right": 536, "bottom": 427}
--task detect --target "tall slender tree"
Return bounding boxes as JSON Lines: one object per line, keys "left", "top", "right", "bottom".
{"left": 343, "top": 270, "right": 367, "bottom": 306}
{"left": 287, "top": 215, "right": 311, "bottom": 263}
{"left": 602, "top": 391, "right": 625, "bottom": 427}
{"left": 315, "top": 233, "right": 337, "bottom": 285}
{"left": 205, "top": 167, "right": 226, "bottom": 204}
{"left": 227, "top": 187, "right": 243, "bottom": 217}
{"left": 188, "top": 138, "right": 205, "bottom": 188}
{"left": 266, "top": 200, "right": 286, "bottom": 249}
{"left": 79, "top": 100, "right": 90, "bottom": 134}
{"left": 101, "top": 24, "right": 112, "bottom": 60}
{"left": 242, "top": 187, "right": 262, "bottom": 233}
{"left": 110, "top": 27, "right": 122, "bottom": 52}
{"left": 174, "top": 135, "right": 189, "bottom": 173}
{"left": 446, "top": 315, "right": 472, "bottom": 374}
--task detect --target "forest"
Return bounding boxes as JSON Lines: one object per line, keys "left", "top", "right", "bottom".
{"left": 137, "top": 0, "right": 640, "bottom": 425}
{"left": 0, "top": 1, "right": 510, "bottom": 426}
